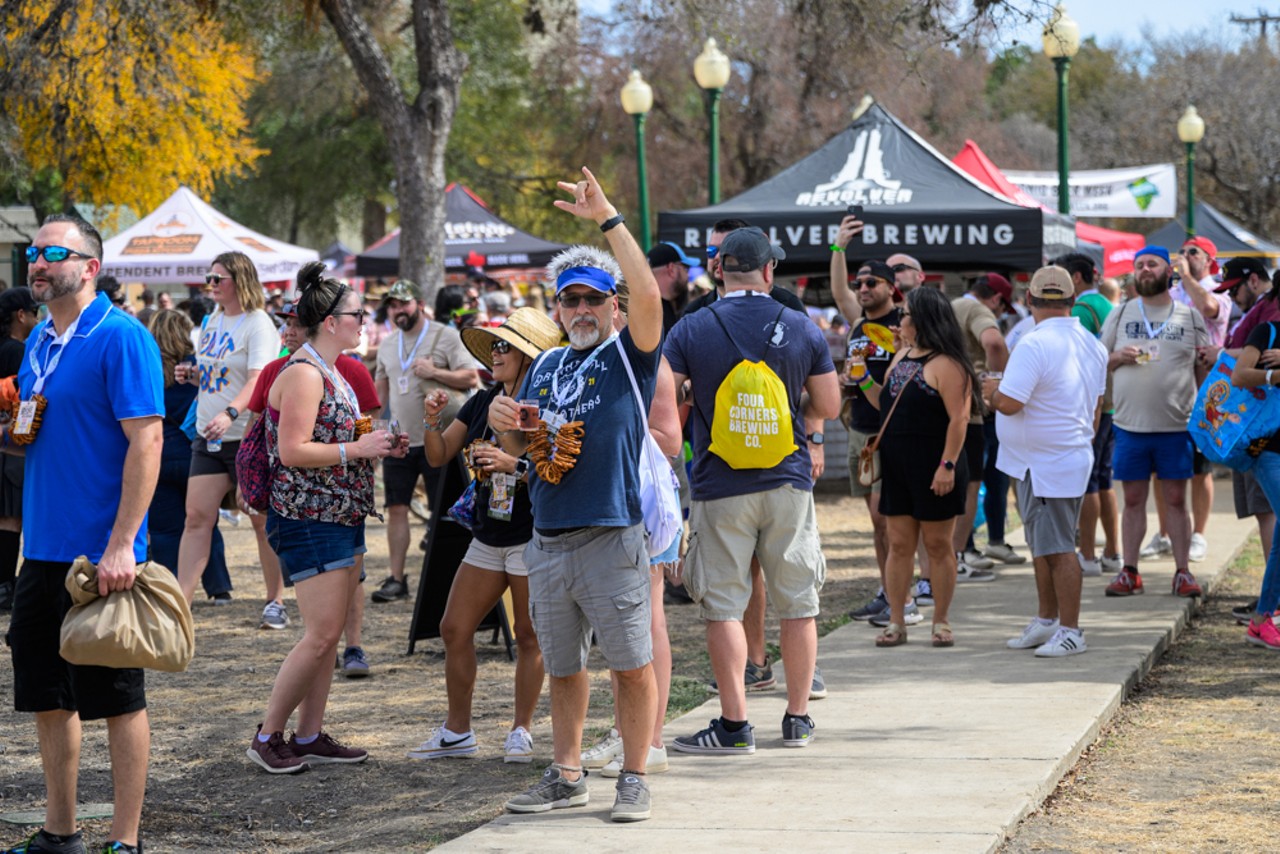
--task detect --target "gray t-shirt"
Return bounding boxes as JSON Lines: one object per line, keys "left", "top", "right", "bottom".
{"left": 1100, "top": 297, "right": 1208, "bottom": 434}
{"left": 195, "top": 308, "right": 279, "bottom": 441}
{"left": 374, "top": 319, "right": 474, "bottom": 447}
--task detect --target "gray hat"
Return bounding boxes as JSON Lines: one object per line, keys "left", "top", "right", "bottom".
{"left": 719, "top": 227, "right": 786, "bottom": 273}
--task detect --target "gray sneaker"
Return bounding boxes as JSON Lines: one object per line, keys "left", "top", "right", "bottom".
{"left": 505, "top": 766, "right": 589, "bottom": 813}
{"left": 611, "top": 773, "right": 651, "bottom": 822}
{"left": 809, "top": 665, "right": 827, "bottom": 700}
{"left": 849, "top": 590, "right": 889, "bottom": 620}
{"left": 260, "top": 600, "right": 288, "bottom": 630}
{"left": 870, "top": 601, "right": 923, "bottom": 627}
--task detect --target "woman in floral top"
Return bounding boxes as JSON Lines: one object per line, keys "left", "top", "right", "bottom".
{"left": 246, "top": 262, "right": 407, "bottom": 775}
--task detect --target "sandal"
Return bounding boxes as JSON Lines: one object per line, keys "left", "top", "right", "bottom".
{"left": 875, "top": 622, "right": 907, "bottom": 647}
{"left": 932, "top": 622, "right": 954, "bottom": 648}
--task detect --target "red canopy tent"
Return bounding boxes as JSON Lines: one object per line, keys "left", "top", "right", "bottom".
{"left": 952, "top": 141, "right": 1145, "bottom": 277}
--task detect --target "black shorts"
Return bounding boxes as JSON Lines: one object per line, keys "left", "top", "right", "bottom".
{"left": 963, "top": 423, "right": 984, "bottom": 483}
{"left": 1192, "top": 445, "right": 1212, "bottom": 477}
{"left": 383, "top": 446, "right": 439, "bottom": 506}
{"left": 9, "top": 559, "right": 147, "bottom": 720}
{"left": 1086, "top": 413, "right": 1116, "bottom": 494}
{"left": 189, "top": 436, "right": 240, "bottom": 482}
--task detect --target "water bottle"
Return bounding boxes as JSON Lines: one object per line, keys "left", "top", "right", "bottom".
{"left": 207, "top": 437, "right": 222, "bottom": 453}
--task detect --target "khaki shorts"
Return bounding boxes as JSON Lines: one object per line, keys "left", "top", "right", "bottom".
{"left": 525, "top": 524, "right": 652, "bottom": 677}
{"left": 462, "top": 538, "right": 529, "bottom": 577}
{"left": 684, "top": 484, "right": 826, "bottom": 621}
{"left": 846, "top": 428, "right": 879, "bottom": 499}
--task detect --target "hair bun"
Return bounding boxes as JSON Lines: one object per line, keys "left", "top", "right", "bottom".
{"left": 297, "top": 261, "right": 327, "bottom": 293}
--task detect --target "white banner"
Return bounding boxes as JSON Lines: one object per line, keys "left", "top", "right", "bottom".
{"left": 1004, "top": 163, "right": 1176, "bottom": 218}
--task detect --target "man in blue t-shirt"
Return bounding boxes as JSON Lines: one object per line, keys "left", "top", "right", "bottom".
{"left": 665, "top": 226, "right": 840, "bottom": 755}
{"left": 6, "top": 214, "right": 164, "bottom": 854}
{"left": 489, "top": 167, "right": 661, "bottom": 823}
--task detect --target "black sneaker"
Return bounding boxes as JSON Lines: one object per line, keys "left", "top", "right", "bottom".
{"left": 2, "top": 830, "right": 86, "bottom": 854}
{"left": 707, "top": 658, "right": 775, "bottom": 694}
{"left": 0, "top": 581, "right": 13, "bottom": 612}
{"left": 209, "top": 591, "right": 233, "bottom": 606}
{"left": 782, "top": 712, "right": 815, "bottom": 748}
{"left": 671, "top": 718, "right": 756, "bottom": 755}
{"left": 371, "top": 576, "right": 409, "bottom": 603}
{"left": 100, "top": 843, "right": 141, "bottom": 854}
{"left": 1234, "top": 599, "right": 1260, "bottom": 625}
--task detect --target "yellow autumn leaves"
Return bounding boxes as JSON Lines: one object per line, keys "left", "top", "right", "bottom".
{"left": 6, "top": 1, "right": 261, "bottom": 220}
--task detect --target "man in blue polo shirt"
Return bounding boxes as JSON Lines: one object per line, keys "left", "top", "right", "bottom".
{"left": 5, "top": 214, "right": 164, "bottom": 854}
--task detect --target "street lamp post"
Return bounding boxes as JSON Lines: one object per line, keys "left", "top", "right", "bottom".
{"left": 1177, "top": 105, "right": 1206, "bottom": 236}
{"left": 693, "top": 38, "right": 731, "bottom": 205}
{"left": 620, "top": 69, "right": 654, "bottom": 251}
{"left": 1043, "top": 4, "right": 1080, "bottom": 216}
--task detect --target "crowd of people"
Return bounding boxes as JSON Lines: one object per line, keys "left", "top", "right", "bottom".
{"left": 5, "top": 174, "right": 1280, "bottom": 852}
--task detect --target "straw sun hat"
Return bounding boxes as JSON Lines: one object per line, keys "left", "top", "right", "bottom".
{"left": 461, "top": 306, "right": 562, "bottom": 369}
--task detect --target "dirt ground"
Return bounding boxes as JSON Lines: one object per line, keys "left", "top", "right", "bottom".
{"left": 0, "top": 492, "right": 882, "bottom": 852}
{"left": 1003, "top": 534, "right": 1280, "bottom": 852}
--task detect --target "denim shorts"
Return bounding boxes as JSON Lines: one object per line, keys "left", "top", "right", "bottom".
{"left": 266, "top": 511, "right": 367, "bottom": 585}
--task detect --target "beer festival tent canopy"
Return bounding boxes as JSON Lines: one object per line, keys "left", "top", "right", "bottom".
{"left": 655, "top": 100, "right": 1077, "bottom": 273}
{"left": 100, "top": 186, "right": 320, "bottom": 288}
{"left": 1146, "top": 201, "right": 1280, "bottom": 260}
{"left": 354, "top": 183, "right": 569, "bottom": 278}
{"left": 951, "top": 140, "right": 1147, "bottom": 278}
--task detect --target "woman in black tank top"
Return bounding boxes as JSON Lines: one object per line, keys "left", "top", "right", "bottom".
{"left": 864, "top": 288, "right": 982, "bottom": 648}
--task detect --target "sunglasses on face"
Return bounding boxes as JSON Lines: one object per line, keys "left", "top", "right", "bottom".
{"left": 557, "top": 292, "right": 611, "bottom": 308}
{"left": 1184, "top": 246, "right": 1202, "bottom": 256}
{"left": 26, "top": 245, "right": 92, "bottom": 264}
{"left": 891, "top": 263, "right": 919, "bottom": 273}
{"left": 491, "top": 339, "right": 513, "bottom": 355}
{"left": 706, "top": 245, "right": 720, "bottom": 259}
{"left": 205, "top": 274, "right": 231, "bottom": 285}
{"left": 855, "top": 277, "right": 885, "bottom": 290}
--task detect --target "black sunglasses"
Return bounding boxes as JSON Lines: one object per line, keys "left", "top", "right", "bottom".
{"left": 855, "top": 277, "right": 886, "bottom": 289}
{"left": 26, "top": 245, "right": 92, "bottom": 264}
{"left": 557, "top": 292, "right": 611, "bottom": 308}
{"left": 891, "top": 263, "right": 919, "bottom": 273}
{"left": 1184, "top": 246, "right": 1202, "bottom": 256}
{"left": 205, "top": 274, "right": 231, "bottom": 285}
{"left": 491, "top": 339, "right": 513, "bottom": 354}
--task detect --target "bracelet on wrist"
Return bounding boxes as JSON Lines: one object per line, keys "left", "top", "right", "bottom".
{"left": 338, "top": 442, "right": 348, "bottom": 466}
{"left": 599, "top": 213, "right": 626, "bottom": 233}
{"left": 423, "top": 417, "right": 446, "bottom": 433}
{"left": 858, "top": 376, "right": 875, "bottom": 391}
{"left": 829, "top": 244, "right": 845, "bottom": 253}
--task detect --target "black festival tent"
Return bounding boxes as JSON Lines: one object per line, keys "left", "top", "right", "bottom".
{"left": 1146, "top": 201, "right": 1280, "bottom": 259}
{"left": 657, "top": 100, "right": 1077, "bottom": 273}
{"left": 355, "top": 183, "right": 569, "bottom": 278}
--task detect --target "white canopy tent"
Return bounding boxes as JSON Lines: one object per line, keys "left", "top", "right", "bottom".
{"left": 101, "top": 186, "right": 319, "bottom": 288}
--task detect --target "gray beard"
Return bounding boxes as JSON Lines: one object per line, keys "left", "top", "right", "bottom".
{"left": 568, "top": 321, "right": 601, "bottom": 349}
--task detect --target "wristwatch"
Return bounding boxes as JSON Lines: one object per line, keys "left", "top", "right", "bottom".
{"left": 224, "top": 406, "right": 239, "bottom": 422}
{"left": 514, "top": 458, "right": 530, "bottom": 479}
{"left": 940, "top": 459, "right": 955, "bottom": 471}
{"left": 807, "top": 431, "right": 825, "bottom": 446}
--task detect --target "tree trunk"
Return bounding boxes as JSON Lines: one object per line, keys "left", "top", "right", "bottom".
{"left": 318, "top": 0, "right": 465, "bottom": 304}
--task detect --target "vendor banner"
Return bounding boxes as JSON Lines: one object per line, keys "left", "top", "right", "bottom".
{"left": 1004, "top": 163, "right": 1176, "bottom": 218}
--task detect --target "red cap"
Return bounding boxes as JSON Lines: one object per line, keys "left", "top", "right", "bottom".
{"left": 1182, "top": 236, "right": 1220, "bottom": 275}
{"left": 982, "top": 272, "right": 1014, "bottom": 312}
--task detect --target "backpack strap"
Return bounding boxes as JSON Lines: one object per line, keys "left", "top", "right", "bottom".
{"left": 614, "top": 337, "right": 651, "bottom": 434}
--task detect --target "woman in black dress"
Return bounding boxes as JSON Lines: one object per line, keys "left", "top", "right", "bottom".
{"left": 866, "top": 287, "right": 981, "bottom": 648}
{"left": 0, "top": 287, "right": 37, "bottom": 611}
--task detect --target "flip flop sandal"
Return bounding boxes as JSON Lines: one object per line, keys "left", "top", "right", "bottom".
{"left": 932, "top": 622, "right": 954, "bottom": 648}
{"left": 875, "top": 622, "right": 907, "bottom": 647}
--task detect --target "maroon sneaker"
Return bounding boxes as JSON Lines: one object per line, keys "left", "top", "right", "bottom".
{"left": 1172, "top": 569, "right": 1203, "bottom": 598}
{"left": 287, "top": 731, "right": 368, "bottom": 765}
{"left": 247, "top": 725, "right": 309, "bottom": 774}
{"left": 1105, "top": 569, "right": 1144, "bottom": 597}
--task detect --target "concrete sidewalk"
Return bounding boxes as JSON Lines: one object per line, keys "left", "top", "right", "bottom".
{"left": 438, "top": 505, "right": 1255, "bottom": 853}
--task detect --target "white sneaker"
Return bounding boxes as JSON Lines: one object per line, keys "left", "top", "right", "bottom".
{"left": 983, "top": 542, "right": 1026, "bottom": 564}
{"left": 956, "top": 555, "right": 997, "bottom": 582}
{"left": 504, "top": 726, "right": 533, "bottom": 764}
{"left": 601, "top": 744, "right": 669, "bottom": 777}
{"left": 581, "top": 727, "right": 623, "bottom": 770}
{"left": 1139, "top": 533, "right": 1172, "bottom": 559}
{"left": 1189, "top": 533, "right": 1208, "bottom": 563}
{"left": 1035, "top": 627, "right": 1087, "bottom": 657}
{"left": 1100, "top": 554, "right": 1123, "bottom": 572}
{"left": 962, "top": 548, "right": 996, "bottom": 569}
{"left": 1077, "top": 553, "right": 1102, "bottom": 577}
{"left": 1007, "top": 618, "right": 1060, "bottom": 649}
{"left": 407, "top": 725, "right": 478, "bottom": 759}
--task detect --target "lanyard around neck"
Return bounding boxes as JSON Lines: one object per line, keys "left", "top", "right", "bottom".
{"left": 302, "top": 342, "right": 358, "bottom": 413}
{"left": 399, "top": 321, "right": 429, "bottom": 375}
{"left": 549, "top": 333, "right": 618, "bottom": 413}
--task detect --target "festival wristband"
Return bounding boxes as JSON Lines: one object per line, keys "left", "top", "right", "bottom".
{"left": 1268, "top": 369, "right": 1274, "bottom": 386}
{"left": 423, "top": 417, "right": 446, "bottom": 433}
{"left": 830, "top": 244, "right": 845, "bottom": 253}
{"left": 338, "top": 443, "right": 347, "bottom": 466}
{"left": 858, "top": 376, "right": 875, "bottom": 391}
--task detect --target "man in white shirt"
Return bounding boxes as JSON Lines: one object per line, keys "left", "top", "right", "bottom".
{"left": 985, "top": 266, "right": 1107, "bottom": 657}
